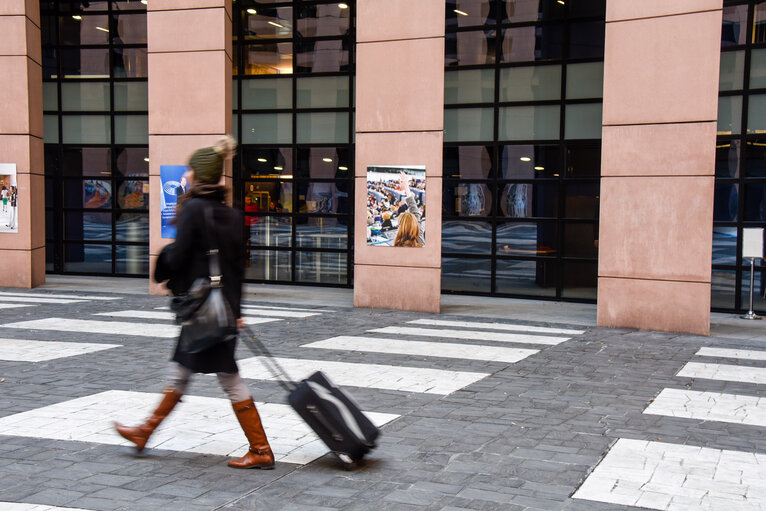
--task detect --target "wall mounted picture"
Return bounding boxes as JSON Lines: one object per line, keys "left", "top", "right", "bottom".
{"left": 160, "top": 165, "right": 189, "bottom": 239}
{"left": 366, "top": 165, "right": 426, "bottom": 247}
{"left": 0, "top": 163, "right": 18, "bottom": 233}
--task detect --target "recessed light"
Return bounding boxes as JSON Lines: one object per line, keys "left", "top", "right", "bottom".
{"left": 274, "top": 166, "right": 283, "bottom": 171}
{"left": 553, "top": 173, "right": 560, "bottom": 177}
{"left": 322, "top": 158, "right": 333, "bottom": 163}
{"left": 95, "top": 26, "right": 109, "bottom": 32}
{"left": 454, "top": 9, "right": 469, "bottom": 16}
{"left": 338, "top": 166, "right": 348, "bottom": 171}
{"left": 257, "top": 158, "right": 267, "bottom": 162}
{"left": 534, "top": 166, "right": 544, "bottom": 171}
{"left": 140, "top": 0, "right": 147, "bottom": 4}
{"left": 247, "top": 8, "right": 256, "bottom": 14}
{"left": 268, "top": 21, "right": 285, "bottom": 28}
{"left": 557, "top": 0, "right": 565, "bottom": 4}
{"left": 143, "top": 158, "right": 150, "bottom": 162}
{"left": 338, "top": 3, "right": 349, "bottom": 9}
{"left": 520, "top": 157, "right": 531, "bottom": 162}
{"left": 72, "top": 15, "right": 82, "bottom": 20}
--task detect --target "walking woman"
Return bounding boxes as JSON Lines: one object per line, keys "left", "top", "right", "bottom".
{"left": 113, "top": 136, "right": 275, "bottom": 470}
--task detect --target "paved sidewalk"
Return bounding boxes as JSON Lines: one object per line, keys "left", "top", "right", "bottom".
{"left": 0, "top": 279, "right": 764, "bottom": 510}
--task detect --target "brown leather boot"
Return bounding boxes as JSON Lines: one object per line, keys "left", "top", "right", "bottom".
{"left": 228, "top": 398, "right": 275, "bottom": 469}
{"left": 114, "top": 389, "right": 182, "bottom": 452}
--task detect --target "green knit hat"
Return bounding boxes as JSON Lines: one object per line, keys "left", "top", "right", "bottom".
{"left": 188, "top": 135, "right": 237, "bottom": 184}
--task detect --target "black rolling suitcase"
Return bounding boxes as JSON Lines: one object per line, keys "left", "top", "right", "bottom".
{"left": 241, "top": 327, "right": 380, "bottom": 469}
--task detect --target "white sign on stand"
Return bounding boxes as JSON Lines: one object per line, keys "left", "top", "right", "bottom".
{"left": 742, "top": 228, "right": 764, "bottom": 259}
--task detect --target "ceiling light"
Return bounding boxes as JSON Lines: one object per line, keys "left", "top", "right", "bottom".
{"left": 274, "top": 166, "right": 283, "bottom": 171}
{"left": 322, "top": 158, "right": 333, "bottom": 163}
{"left": 143, "top": 158, "right": 150, "bottom": 162}
{"left": 534, "top": 166, "right": 544, "bottom": 171}
{"left": 557, "top": 0, "right": 565, "bottom": 4}
{"left": 140, "top": 0, "right": 147, "bottom": 4}
{"left": 338, "top": 3, "right": 349, "bottom": 8}
{"left": 553, "top": 173, "right": 560, "bottom": 177}
{"left": 268, "top": 21, "right": 285, "bottom": 28}
{"left": 247, "top": 8, "right": 256, "bottom": 14}
{"left": 454, "top": 9, "right": 469, "bottom": 16}
{"left": 520, "top": 157, "right": 531, "bottom": 162}
{"left": 95, "top": 26, "right": 109, "bottom": 32}
{"left": 338, "top": 166, "right": 348, "bottom": 171}
{"left": 72, "top": 15, "right": 82, "bottom": 20}
{"left": 257, "top": 158, "right": 267, "bottom": 162}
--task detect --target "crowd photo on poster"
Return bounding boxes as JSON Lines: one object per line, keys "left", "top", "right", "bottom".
{"left": 366, "top": 165, "right": 426, "bottom": 247}
{"left": 0, "top": 163, "right": 18, "bottom": 234}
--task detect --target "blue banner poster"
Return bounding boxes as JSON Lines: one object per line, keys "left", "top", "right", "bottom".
{"left": 160, "top": 165, "right": 188, "bottom": 239}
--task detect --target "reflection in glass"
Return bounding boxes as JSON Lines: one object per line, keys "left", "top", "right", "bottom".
{"left": 113, "top": 48, "right": 148, "bottom": 78}
{"left": 296, "top": 251, "right": 347, "bottom": 284}
{"left": 65, "top": 212, "right": 111, "bottom": 241}
{"left": 243, "top": 148, "right": 293, "bottom": 178}
{"left": 495, "top": 258, "right": 556, "bottom": 297}
{"left": 563, "top": 223, "right": 597, "bottom": 258}
{"left": 247, "top": 216, "right": 292, "bottom": 247}
{"left": 741, "top": 269, "right": 766, "bottom": 313}
{"left": 714, "top": 183, "right": 739, "bottom": 222}
{"left": 712, "top": 227, "right": 738, "bottom": 265}
{"left": 117, "top": 181, "right": 148, "bottom": 209}
{"left": 499, "top": 105, "right": 560, "bottom": 140}
{"left": 114, "top": 115, "right": 148, "bottom": 144}
{"left": 296, "top": 147, "right": 352, "bottom": 179}
{"left": 722, "top": 5, "right": 748, "bottom": 46}
{"left": 442, "top": 257, "right": 491, "bottom": 292}
{"left": 243, "top": 6, "right": 293, "bottom": 40}
{"left": 62, "top": 148, "right": 111, "bottom": 177}
{"left": 568, "top": 0, "right": 606, "bottom": 18}
{"left": 243, "top": 43, "right": 293, "bottom": 75}
{"left": 716, "top": 140, "right": 740, "bottom": 178}
{"left": 61, "top": 82, "right": 109, "bottom": 111}
{"left": 296, "top": 219, "right": 347, "bottom": 248}
{"left": 444, "top": 69, "right": 495, "bottom": 104}
{"left": 297, "top": 182, "right": 350, "bottom": 214}
{"left": 718, "top": 95, "right": 742, "bottom": 135}
{"left": 754, "top": 3, "right": 766, "bottom": 44}
{"left": 62, "top": 115, "right": 111, "bottom": 144}
{"left": 443, "top": 182, "right": 493, "bottom": 216}
{"left": 499, "top": 65, "right": 561, "bottom": 102}
{"left": 445, "top": 30, "right": 497, "bottom": 66}
{"left": 561, "top": 261, "right": 597, "bottom": 299}
{"left": 297, "top": 4, "right": 350, "bottom": 37}
{"left": 504, "top": 0, "right": 566, "bottom": 23}
{"left": 721, "top": 50, "right": 745, "bottom": 91}
{"left": 501, "top": 25, "right": 564, "bottom": 63}
{"left": 497, "top": 221, "right": 558, "bottom": 257}
{"left": 444, "top": 107, "right": 493, "bottom": 142}
{"left": 242, "top": 113, "right": 292, "bottom": 144}
{"left": 752, "top": 48, "right": 766, "bottom": 90}
{"left": 566, "top": 62, "right": 604, "bottom": 99}
{"left": 242, "top": 77, "right": 292, "bottom": 109}
{"left": 566, "top": 146, "right": 601, "bottom": 177}
{"left": 564, "top": 182, "right": 599, "bottom": 219}
{"left": 442, "top": 220, "right": 491, "bottom": 254}
{"left": 747, "top": 94, "right": 766, "bottom": 134}
{"left": 247, "top": 250, "right": 292, "bottom": 281}
{"left": 711, "top": 268, "right": 736, "bottom": 309}
{"left": 60, "top": 48, "right": 109, "bottom": 78}
{"left": 500, "top": 182, "right": 558, "bottom": 217}
{"left": 115, "top": 147, "right": 148, "bottom": 178}
{"left": 113, "top": 14, "right": 147, "bottom": 44}
{"left": 569, "top": 22, "right": 605, "bottom": 58}
{"left": 296, "top": 76, "right": 349, "bottom": 108}
{"left": 565, "top": 103, "right": 602, "bottom": 139}
{"left": 114, "top": 82, "right": 148, "bottom": 111}
{"left": 244, "top": 181, "right": 292, "bottom": 213}
{"left": 446, "top": 0, "right": 495, "bottom": 28}
{"left": 295, "top": 39, "right": 350, "bottom": 73}
{"left": 444, "top": 146, "right": 494, "bottom": 179}
{"left": 116, "top": 244, "right": 149, "bottom": 274}
{"left": 83, "top": 180, "right": 112, "bottom": 209}
{"left": 296, "top": 112, "right": 349, "bottom": 144}
{"left": 501, "top": 144, "right": 558, "bottom": 179}
{"left": 744, "top": 183, "right": 766, "bottom": 221}
{"left": 116, "top": 213, "right": 148, "bottom": 241}
{"left": 64, "top": 243, "right": 112, "bottom": 273}
{"left": 59, "top": 15, "right": 109, "bottom": 45}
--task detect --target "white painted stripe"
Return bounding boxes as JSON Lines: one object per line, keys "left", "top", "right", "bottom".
{"left": 0, "top": 303, "right": 35, "bottom": 309}
{"left": 644, "top": 388, "right": 766, "bottom": 427}
{"left": 0, "top": 296, "right": 87, "bottom": 304}
{"left": 242, "top": 304, "right": 332, "bottom": 312}
{"left": 303, "top": 336, "right": 538, "bottom": 363}
{"left": 0, "top": 291, "right": 120, "bottom": 301}
{"left": 0, "top": 390, "right": 398, "bottom": 466}
{"left": 237, "top": 308, "right": 319, "bottom": 318}
{"left": 409, "top": 318, "right": 584, "bottom": 335}
{"left": 1, "top": 318, "right": 180, "bottom": 338}
{"left": 368, "top": 326, "right": 569, "bottom": 346}
{"left": 0, "top": 338, "right": 121, "bottom": 362}
{"left": 235, "top": 356, "right": 488, "bottom": 395}
{"left": 574, "top": 438, "right": 766, "bottom": 510}
{"left": 0, "top": 504, "right": 96, "bottom": 511}
{"left": 93, "top": 310, "right": 278, "bottom": 326}
{"left": 678, "top": 362, "right": 766, "bottom": 385}
{"left": 697, "top": 347, "right": 766, "bottom": 361}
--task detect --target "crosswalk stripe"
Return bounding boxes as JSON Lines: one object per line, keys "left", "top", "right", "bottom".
{"left": 234, "top": 356, "right": 489, "bottom": 395}
{"left": 696, "top": 347, "right": 766, "bottom": 361}
{"left": 368, "top": 326, "right": 569, "bottom": 346}
{"left": 0, "top": 390, "right": 398, "bottom": 466}
{"left": 573, "top": 438, "right": 766, "bottom": 509}
{"left": 408, "top": 318, "right": 584, "bottom": 335}
{"left": 302, "top": 336, "right": 539, "bottom": 363}
{"left": 0, "top": 296, "right": 88, "bottom": 304}
{"left": 235, "top": 308, "right": 319, "bottom": 318}
{"left": 0, "top": 504, "right": 96, "bottom": 511}
{"left": 677, "top": 361, "right": 766, "bottom": 385}
{"left": 644, "top": 388, "right": 766, "bottom": 427}
{"left": 93, "top": 310, "right": 278, "bottom": 326}
{"left": 0, "top": 303, "right": 35, "bottom": 309}
{"left": 1, "top": 318, "right": 180, "bottom": 338}
{"left": 242, "top": 304, "right": 332, "bottom": 313}
{"left": 0, "top": 291, "right": 120, "bottom": 301}
{"left": 0, "top": 338, "right": 121, "bottom": 362}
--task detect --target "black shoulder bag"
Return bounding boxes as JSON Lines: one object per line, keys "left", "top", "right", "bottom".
{"left": 170, "top": 205, "right": 237, "bottom": 353}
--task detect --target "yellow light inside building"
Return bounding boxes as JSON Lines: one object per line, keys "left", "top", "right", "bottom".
{"left": 274, "top": 166, "right": 283, "bottom": 171}
{"left": 257, "top": 158, "right": 267, "bottom": 163}
{"left": 72, "top": 15, "right": 82, "bottom": 20}
{"left": 454, "top": 9, "right": 468, "bottom": 16}
{"left": 247, "top": 8, "right": 256, "bottom": 14}
{"left": 534, "top": 166, "right": 544, "bottom": 171}
{"left": 520, "top": 157, "right": 531, "bottom": 162}
{"left": 338, "top": 3, "right": 349, "bottom": 9}
{"left": 338, "top": 166, "right": 348, "bottom": 171}
{"left": 322, "top": 158, "right": 333, "bottom": 163}
{"left": 268, "top": 21, "right": 285, "bottom": 28}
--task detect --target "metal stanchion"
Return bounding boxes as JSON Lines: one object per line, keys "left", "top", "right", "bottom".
{"left": 742, "top": 258, "right": 760, "bottom": 320}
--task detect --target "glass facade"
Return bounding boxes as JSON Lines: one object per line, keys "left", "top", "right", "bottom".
{"left": 442, "top": 0, "right": 605, "bottom": 300}
{"left": 42, "top": 0, "right": 149, "bottom": 276}
{"left": 233, "top": 0, "right": 355, "bottom": 286}
{"left": 716, "top": 0, "right": 766, "bottom": 313}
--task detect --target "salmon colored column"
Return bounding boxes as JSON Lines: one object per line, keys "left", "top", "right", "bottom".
{"left": 0, "top": 1, "right": 45, "bottom": 288}
{"left": 147, "top": 1, "right": 233, "bottom": 294}
{"left": 598, "top": 1, "right": 723, "bottom": 335}
{"left": 354, "top": 0, "right": 445, "bottom": 313}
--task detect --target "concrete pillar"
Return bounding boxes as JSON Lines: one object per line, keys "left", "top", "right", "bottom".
{"left": 147, "top": 1, "right": 233, "bottom": 294}
{"left": 0, "top": 1, "right": 45, "bottom": 288}
{"left": 353, "top": 0, "right": 445, "bottom": 313}
{"left": 598, "top": 0, "right": 723, "bottom": 335}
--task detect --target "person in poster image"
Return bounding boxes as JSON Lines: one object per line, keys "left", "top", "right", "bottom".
{"left": 394, "top": 172, "right": 425, "bottom": 247}
{"left": 114, "top": 136, "right": 276, "bottom": 470}
{"left": 1, "top": 186, "right": 7, "bottom": 213}
{"left": 7, "top": 186, "right": 17, "bottom": 229}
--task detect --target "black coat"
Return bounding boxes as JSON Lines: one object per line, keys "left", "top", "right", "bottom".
{"left": 155, "top": 192, "right": 245, "bottom": 374}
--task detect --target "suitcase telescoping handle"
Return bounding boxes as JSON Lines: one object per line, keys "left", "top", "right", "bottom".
{"left": 239, "top": 325, "right": 298, "bottom": 393}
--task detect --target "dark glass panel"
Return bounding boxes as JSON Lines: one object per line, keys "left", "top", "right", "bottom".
{"left": 296, "top": 218, "right": 347, "bottom": 249}
{"left": 295, "top": 39, "right": 350, "bottom": 73}
{"left": 45, "top": 145, "right": 60, "bottom": 176}
{"left": 712, "top": 227, "right": 738, "bottom": 265}
{"left": 446, "top": 0, "right": 496, "bottom": 28}
{"left": 563, "top": 222, "right": 598, "bottom": 258}
{"left": 64, "top": 243, "right": 112, "bottom": 273}
{"left": 745, "top": 139, "right": 766, "bottom": 177}
{"left": 297, "top": 4, "right": 350, "bottom": 37}
{"left": 242, "top": 6, "right": 293, "bottom": 40}
{"left": 46, "top": 242, "right": 55, "bottom": 270}
{"left": 112, "top": 14, "right": 147, "bottom": 45}
{"left": 296, "top": 182, "right": 350, "bottom": 215}
{"left": 716, "top": 140, "right": 740, "bottom": 178}
{"left": 243, "top": 43, "right": 293, "bottom": 75}
{"left": 564, "top": 181, "right": 599, "bottom": 219}
{"left": 566, "top": 146, "right": 601, "bottom": 177}
{"left": 714, "top": 182, "right": 739, "bottom": 222}
{"left": 569, "top": 21, "right": 605, "bottom": 58}
{"left": 113, "top": 47, "right": 148, "bottom": 77}
{"left": 116, "top": 212, "right": 148, "bottom": 241}
{"left": 501, "top": 144, "right": 559, "bottom": 179}
{"left": 114, "top": 147, "right": 149, "bottom": 178}
{"left": 503, "top": 0, "right": 566, "bottom": 23}
{"left": 443, "top": 145, "right": 494, "bottom": 179}
{"left": 442, "top": 257, "right": 492, "bottom": 292}
{"left": 46, "top": 177, "right": 55, "bottom": 208}
{"left": 246, "top": 249, "right": 292, "bottom": 281}
{"left": 296, "top": 147, "right": 352, "bottom": 179}
{"left": 722, "top": 5, "right": 748, "bottom": 46}
{"left": 445, "top": 30, "right": 497, "bottom": 66}
{"left": 496, "top": 258, "right": 557, "bottom": 297}
{"left": 500, "top": 24, "right": 564, "bottom": 63}
{"left": 443, "top": 182, "right": 493, "bottom": 217}
{"left": 59, "top": 48, "right": 110, "bottom": 79}
{"left": 116, "top": 180, "right": 148, "bottom": 209}
{"left": 43, "top": 48, "right": 58, "bottom": 78}
{"left": 500, "top": 182, "right": 558, "bottom": 217}
{"left": 744, "top": 183, "right": 766, "bottom": 221}
{"left": 497, "top": 221, "right": 558, "bottom": 256}
{"left": 62, "top": 148, "right": 111, "bottom": 177}
{"left": 755, "top": 3, "right": 766, "bottom": 44}
{"left": 295, "top": 251, "right": 347, "bottom": 284}
{"left": 59, "top": 15, "right": 109, "bottom": 46}
{"left": 244, "top": 180, "right": 293, "bottom": 213}
{"left": 65, "top": 211, "right": 111, "bottom": 241}
{"left": 247, "top": 216, "right": 292, "bottom": 247}
{"left": 568, "top": 0, "right": 606, "bottom": 18}
{"left": 116, "top": 245, "right": 149, "bottom": 274}
{"left": 711, "top": 268, "right": 737, "bottom": 309}
{"left": 242, "top": 147, "right": 293, "bottom": 178}
{"left": 561, "top": 261, "right": 597, "bottom": 299}
{"left": 58, "top": 1, "right": 109, "bottom": 12}
{"left": 42, "top": 14, "right": 57, "bottom": 46}
{"left": 741, "top": 267, "right": 766, "bottom": 312}
{"left": 46, "top": 210, "right": 54, "bottom": 240}
{"left": 442, "top": 220, "right": 492, "bottom": 254}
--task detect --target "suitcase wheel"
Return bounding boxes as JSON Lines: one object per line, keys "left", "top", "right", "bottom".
{"left": 335, "top": 452, "right": 357, "bottom": 471}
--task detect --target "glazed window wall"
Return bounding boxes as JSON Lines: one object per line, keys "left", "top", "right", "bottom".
{"left": 42, "top": 0, "right": 149, "bottom": 276}
{"left": 233, "top": 1, "right": 354, "bottom": 286}
{"left": 716, "top": 0, "right": 766, "bottom": 313}
{"left": 443, "top": 0, "right": 605, "bottom": 301}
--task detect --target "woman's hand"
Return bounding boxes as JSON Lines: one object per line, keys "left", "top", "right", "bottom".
{"left": 237, "top": 318, "right": 245, "bottom": 329}
{"left": 399, "top": 172, "right": 412, "bottom": 196}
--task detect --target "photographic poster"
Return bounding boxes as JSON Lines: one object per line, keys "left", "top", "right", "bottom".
{"left": 0, "top": 164, "right": 18, "bottom": 233}
{"left": 160, "top": 165, "right": 189, "bottom": 239}
{"left": 366, "top": 165, "right": 426, "bottom": 247}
